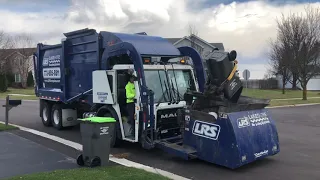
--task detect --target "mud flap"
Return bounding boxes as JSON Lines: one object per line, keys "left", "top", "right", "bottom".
{"left": 183, "top": 108, "right": 280, "bottom": 169}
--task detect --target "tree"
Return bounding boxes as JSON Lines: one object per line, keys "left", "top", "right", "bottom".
{"left": 11, "top": 33, "right": 35, "bottom": 88}
{"left": 273, "top": 6, "right": 320, "bottom": 100}
{"left": 268, "top": 38, "right": 292, "bottom": 94}
{"left": 187, "top": 24, "right": 210, "bottom": 57}
{"left": 0, "top": 30, "right": 12, "bottom": 74}
{"left": 27, "top": 71, "right": 34, "bottom": 87}
{"left": 0, "top": 30, "right": 13, "bottom": 92}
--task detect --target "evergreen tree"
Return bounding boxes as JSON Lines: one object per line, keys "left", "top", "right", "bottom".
{"left": 27, "top": 71, "right": 34, "bottom": 87}
{"left": 0, "top": 73, "right": 8, "bottom": 92}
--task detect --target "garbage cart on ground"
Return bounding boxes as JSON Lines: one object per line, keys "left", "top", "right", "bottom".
{"left": 77, "top": 117, "right": 116, "bottom": 167}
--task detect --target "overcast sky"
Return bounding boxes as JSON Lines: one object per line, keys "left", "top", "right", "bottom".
{"left": 1, "top": 0, "right": 319, "bottom": 79}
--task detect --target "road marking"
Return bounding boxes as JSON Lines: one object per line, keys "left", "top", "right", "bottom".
{"left": 0, "top": 121, "right": 190, "bottom": 180}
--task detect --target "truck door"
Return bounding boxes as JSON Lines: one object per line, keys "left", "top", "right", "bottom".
{"left": 106, "top": 70, "right": 116, "bottom": 101}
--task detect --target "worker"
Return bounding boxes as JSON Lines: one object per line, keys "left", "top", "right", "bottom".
{"left": 125, "top": 74, "right": 136, "bottom": 136}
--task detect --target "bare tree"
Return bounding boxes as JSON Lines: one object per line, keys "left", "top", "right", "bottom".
{"left": 273, "top": 6, "right": 320, "bottom": 100}
{"left": 0, "top": 30, "right": 13, "bottom": 74}
{"left": 268, "top": 38, "right": 292, "bottom": 94}
{"left": 11, "top": 33, "right": 35, "bottom": 88}
{"left": 188, "top": 24, "right": 207, "bottom": 56}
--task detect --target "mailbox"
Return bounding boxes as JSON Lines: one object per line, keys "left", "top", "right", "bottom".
{"left": 8, "top": 100, "right": 22, "bottom": 107}
{"left": 2, "top": 95, "right": 22, "bottom": 126}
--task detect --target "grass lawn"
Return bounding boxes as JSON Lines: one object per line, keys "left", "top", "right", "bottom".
{"left": 242, "top": 88, "right": 320, "bottom": 99}
{"left": 0, "top": 87, "right": 38, "bottom": 100}
{"left": 0, "top": 123, "right": 19, "bottom": 131}
{"left": 7, "top": 166, "right": 171, "bottom": 180}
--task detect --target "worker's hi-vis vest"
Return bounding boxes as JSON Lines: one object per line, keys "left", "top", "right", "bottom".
{"left": 125, "top": 82, "right": 136, "bottom": 103}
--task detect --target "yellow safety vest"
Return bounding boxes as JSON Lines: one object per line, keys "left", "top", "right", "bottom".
{"left": 125, "top": 82, "right": 136, "bottom": 103}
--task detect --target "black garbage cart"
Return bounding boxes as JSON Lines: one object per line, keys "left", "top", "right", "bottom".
{"left": 76, "top": 116, "right": 116, "bottom": 167}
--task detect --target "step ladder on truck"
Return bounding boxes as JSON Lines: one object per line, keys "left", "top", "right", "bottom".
{"left": 32, "top": 28, "right": 280, "bottom": 169}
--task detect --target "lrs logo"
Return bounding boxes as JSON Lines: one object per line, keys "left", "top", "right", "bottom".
{"left": 192, "top": 120, "right": 220, "bottom": 140}
{"left": 237, "top": 117, "right": 250, "bottom": 128}
{"left": 229, "top": 79, "right": 237, "bottom": 90}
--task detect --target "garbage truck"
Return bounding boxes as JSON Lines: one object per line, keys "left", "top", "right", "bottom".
{"left": 33, "top": 28, "right": 280, "bottom": 169}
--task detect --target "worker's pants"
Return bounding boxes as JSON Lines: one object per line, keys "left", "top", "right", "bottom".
{"left": 126, "top": 102, "right": 135, "bottom": 134}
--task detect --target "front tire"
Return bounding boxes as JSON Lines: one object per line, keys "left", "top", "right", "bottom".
{"left": 96, "top": 106, "right": 120, "bottom": 148}
{"left": 52, "top": 104, "right": 63, "bottom": 130}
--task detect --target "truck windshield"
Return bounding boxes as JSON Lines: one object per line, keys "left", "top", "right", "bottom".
{"left": 167, "top": 69, "right": 196, "bottom": 101}
{"left": 144, "top": 69, "right": 196, "bottom": 103}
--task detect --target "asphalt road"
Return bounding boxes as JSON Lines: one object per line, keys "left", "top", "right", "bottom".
{"left": 0, "top": 131, "right": 77, "bottom": 179}
{"left": 1, "top": 100, "right": 320, "bottom": 180}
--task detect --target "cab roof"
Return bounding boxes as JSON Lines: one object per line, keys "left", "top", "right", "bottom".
{"left": 101, "top": 31, "right": 181, "bottom": 57}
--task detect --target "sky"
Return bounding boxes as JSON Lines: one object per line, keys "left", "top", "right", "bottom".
{"left": 1, "top": 0, "right": 320, "bottom": 79}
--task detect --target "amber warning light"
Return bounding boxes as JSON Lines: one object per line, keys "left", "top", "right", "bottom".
{"left": 143, "top": 58, "right": 151, "bottom": 64}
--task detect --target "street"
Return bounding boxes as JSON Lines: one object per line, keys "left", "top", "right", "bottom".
{"left": 1, "top": 100, "right": 320, "bottom": 180}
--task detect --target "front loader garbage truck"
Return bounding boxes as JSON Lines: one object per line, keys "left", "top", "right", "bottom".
{"left": 33, "top": 28, "right": 280, "bottom": 169}
{"left": 33, "top": 28, "right": 206, "bottom": 148}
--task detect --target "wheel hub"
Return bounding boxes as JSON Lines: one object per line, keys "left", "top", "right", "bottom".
{"left": 53, "top": 110, "right": 59, "bottom": 125}
{"left": 43, "top": 108, "right": 48, "bottom": 122}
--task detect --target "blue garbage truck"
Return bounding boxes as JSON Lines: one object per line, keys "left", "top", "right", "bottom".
{"left": 33, "top": 28, "right": 280, "bottom": 169}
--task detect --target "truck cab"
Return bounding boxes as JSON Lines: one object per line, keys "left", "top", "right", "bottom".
{"left": 92, "top": 61, "right": 199, "bottom": 144}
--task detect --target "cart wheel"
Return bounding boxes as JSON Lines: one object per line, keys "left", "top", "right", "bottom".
{"left": 90, "top": 156, "right": 101, "bottom": 167}
{"left": 76, "top": 154, "right": 84, "bottom": 166}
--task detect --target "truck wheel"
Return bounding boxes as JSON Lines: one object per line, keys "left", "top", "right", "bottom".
{"left": 41, "top": 101, "right": 52, "bottom": 127}
{"left": 103, "top": 112, "right": 117, "bottom": 148}
{"left": 96, "top": 106, "right": 120, "bottom": 148}
{"left": 52, "top": 104, "right": 63, "bottom": 130}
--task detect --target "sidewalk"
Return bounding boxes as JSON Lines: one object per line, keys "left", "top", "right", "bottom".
{"left": 0, "top": 130, "right": 77, "bottom": 179}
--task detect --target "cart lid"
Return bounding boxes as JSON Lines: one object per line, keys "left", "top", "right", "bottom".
{"left": 79, "top": 117, "right": 116, "bottom": 123}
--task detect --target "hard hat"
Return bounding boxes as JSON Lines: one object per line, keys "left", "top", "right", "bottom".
{"left": 128, "top": 69, "right": 134, "bottom": 75}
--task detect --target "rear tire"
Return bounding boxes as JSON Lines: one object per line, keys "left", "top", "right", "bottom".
{"left": 41, "top": 101, "right": 52, "bottom": 127}
{"left": 52, "top": 104, "right": 63, "bottom": 130}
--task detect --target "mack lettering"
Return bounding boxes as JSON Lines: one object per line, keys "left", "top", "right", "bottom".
{"left": 161, "top": 113, "right": 177, "bottom": 119}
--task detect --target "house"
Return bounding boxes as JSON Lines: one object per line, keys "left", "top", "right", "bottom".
{"left": 0, "top": 48, "right": 36, "bottom": 86}
{"left": 164, "top": 34, "right": 225, "bottom": 71}
{"left": 276, "top": 74, "right": 320, "bottom": 91}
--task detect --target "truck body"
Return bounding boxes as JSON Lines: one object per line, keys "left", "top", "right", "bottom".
{"left": 33, "top": 28, "right": 280, "bottom": 169}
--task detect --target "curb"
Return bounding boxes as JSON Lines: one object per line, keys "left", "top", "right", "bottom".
{"left": 266, "top": 103, "right": 320, "bottom": 109}
{"left": 272, "top": 97, "right": 320, "bottom": 101}
{"left": 0, "top": 121, "right": 189, "bottom": 180}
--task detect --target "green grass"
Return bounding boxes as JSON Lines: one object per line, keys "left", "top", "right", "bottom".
{"left": 0, "top": 87, "right": 38, "bottom": 100}
{"left": 0, "top": 123, "right": 19, "bottom": 131}
{"left": 242, "top": 88, "right": 320, "bottom": 99}
{"left": 7, "top": 166, "right": 171, "bottom": 180}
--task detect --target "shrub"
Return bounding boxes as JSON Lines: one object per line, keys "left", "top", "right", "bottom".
{"left": 0, "top": 74, "right": 8, "bottom": 92}
{"left": 27, "top": 71, "right": 34, "bottom": 87}
{"left": 6, "top": 73, "right": 14, "bottom": 87}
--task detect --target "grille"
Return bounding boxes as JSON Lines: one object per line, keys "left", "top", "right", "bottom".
{"left": 156, "top": 108, "right": 182, "bottom": 139}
